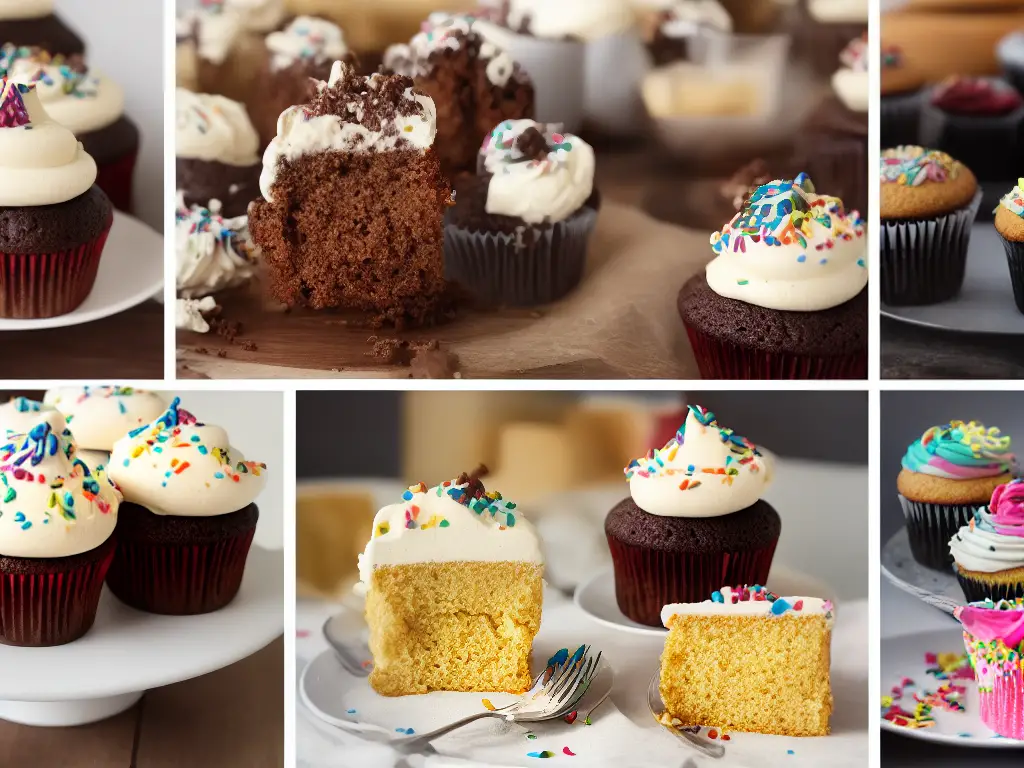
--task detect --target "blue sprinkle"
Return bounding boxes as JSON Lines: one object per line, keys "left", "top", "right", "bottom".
{"left": 819, "top": 258, "right": 828, "bottom": 265}
{"left": 857, "top": 258, "right": 865, "bottom": 268}
{"left": 711, "top": 590, "right": 724, "bottom": 603}
{"left": 191, "top": 435, "right": 200, "bottom": 443}
{"left": 771, "top": 599, "right": 792, "bottom": 616}
{"left": 797, "top": 254, "right": 806, "bottom": 263}
{"left": 402, "top": 490, "right": 413, "bottom": 501}
{"left": 123, "top": 459, "right": 130, "bottom": 467}
{"left": 787, "top": 750, "right": 794, "bottom": 755}
{"left": 198, "top": 445, "right": 208, "bottom": 455}
{"left": 214, "top": 472, "right": 225, "bottom": 479}
{"left": 395, "top": 727, "right": 415, "bottom": 735}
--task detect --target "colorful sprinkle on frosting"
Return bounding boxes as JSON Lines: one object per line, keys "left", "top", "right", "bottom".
{"left": 880, "top": 146, "right": 962, "bottom": 186}
{"left": 998, "top": 179, "right": 1024, "bottom": 218}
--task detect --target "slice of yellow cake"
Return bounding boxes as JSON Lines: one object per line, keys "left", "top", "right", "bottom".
{"left": 660, "top": 585, "right": 834, "bottom": 737}
{"left": 357, "top": 471, "right": 544, "bottom": 696}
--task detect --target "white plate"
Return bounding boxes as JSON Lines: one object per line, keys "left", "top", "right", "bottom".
{"left": 880, "top": 527, "right": 962, "bottom": 616}
{"left": 573, "top": 563, "right": 837, "bottom": 637}
{"left": 0, "top": 211, "right": 163, "bottom": 331}
{"left": 881, "top": 223, "right": 1024, "bottom": 335}
{"left": 880, "top": 628, "right": 1024, "bottom": 747}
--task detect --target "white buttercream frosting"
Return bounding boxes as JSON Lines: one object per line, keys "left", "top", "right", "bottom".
{"left": 186, "top": 6, "right": 243, "bottom": 66}
{"left": 0, "top": 397, "right": 55, "bottom": 438}
{"left": 660, "top": 0, "right": 733, "bottom": 37}
{"left": 227, "top": 0, "right": 287, "bottom": 33}
{"left": 176, "top": 296, "right": 217, "bottom": 333}
{"left": 357, "top": 478, "right": 543, "bottom": 588}
{"left": 267, "top": 16, "right": 347, "bottom": 72}
{"left": 0, "top": 0, "right": 53, "bottom": 20}
{"left": 950, "top": 509, "right": 1024, "bottom": 574}
{"left": 706, "top": 173, "right": 868, "bottom": 312}
{"left": 109, "top": 398, "right": 267, "bottom": 518}
{"left": 176, "top": 89, "right": 260, "bottom": 167}
{"left": 480, "top": 119, "right": 595, "bottom": 224}
{"left": 260, "top": 61, "right": 437, "bottom": 202}
{"left": 77, "top": 449, "right": 109, "bottom": 473}
{"left": 661, "top": 586, "right": 835, "bottom": 628}
{"left": 0, "top": 412, "right": 121, "bottom": 559}
{"left": 625, "top": 405, "right": 771, "bottom": 518}
{"left": 832, "top": 35, "right": 867, "bottom": 113}
{"left": 176, "top": 194, "right": 258, "bottom": 298}
{"left": 0, "top": 82, "right": 96, "bottom": 206}
{"left": 808, "top": 0, "right": 868, "bottom": 24}
{"left": 489, "top": 0, "right": 636, "bottom": 42}
{"left": 44, "top": 387, "right": 167, "bottom": 452}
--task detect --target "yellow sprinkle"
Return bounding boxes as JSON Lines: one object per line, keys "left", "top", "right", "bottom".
{"left": 403, "top": 125, "right": 413, "bottom": 132}
{"left": 482, "top": 698, "right": 495, "bottom": 711}
{"left": 131, "top": 446, "right": 144, "bottom": 458}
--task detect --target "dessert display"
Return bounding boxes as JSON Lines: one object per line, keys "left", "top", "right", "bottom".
{"left": 879, "top": 146, "right": 980, "bottom": 306}
{"left": 0, "top": 396, "right": 52, "bottom": 437}
{"left": 0, "top": 78, "right": 113, "bottom": 319}
{"left": 357, "top": 472, "right": 543, "bottom": 695}
{"left": 248, "top": 61, "right": 451, "bottom": 327}
{"left": 106, "top": 397, "right": 268, "bottom": 615}
{"left": 445, "top": 119, "right": 598, "bottom": 306}
{"left": 175, "top": 193, "right": 259, "bottom": 301}
{"left": 678, "top": 174, "right": 868, "bottom": 380}
{"left": 996, "top": 180, "right": 1024, "bottom": 315}
{"left": 897, "top": 419, "right": 1013, "bottom": 571}
{"left": 0, "top": 0, "right": 84, "bottom": 56}
{"left": 0, "top": 411, "right": 121, "bottom": 646}
{"left": 950, "top": 479, "right": 1024, "bottom": 603}
{"left": 605, "top": 405, "right": 778, "bottom": 627}
{"left": 660, "top": 585, "right": 834, "bottom": 736}
{"left": 385, "top": 13, "right": 534, "bottom": 177}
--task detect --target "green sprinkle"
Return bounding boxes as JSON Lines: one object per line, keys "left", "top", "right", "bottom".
{"left": 439, "top": 519, "right": 450, "bottom": 528}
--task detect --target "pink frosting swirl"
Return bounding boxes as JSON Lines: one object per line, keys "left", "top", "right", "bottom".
{"left": 990, "top": 479, "right": 1024, "bottom": 538}
{"left": 955, "top": 602, "right": 1024, "bottom": 649}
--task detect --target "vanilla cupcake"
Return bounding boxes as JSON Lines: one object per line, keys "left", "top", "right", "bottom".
{"left": 107, "top": 398, "right": 268, "bottom": 615}
{"left": 0, "top": 412, "right": 121, "bottom": 646}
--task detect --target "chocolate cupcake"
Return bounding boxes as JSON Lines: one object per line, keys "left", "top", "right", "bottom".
{"left": 0, "top": 412, "right": 121, "bottom": 646}
{"left": 996, "top": 180, "right": 1024, "bottom": 315}
{"left": 0, "top": 79, "right": 114, "bottom": 319}
{"left": 106, "top": 398, "right": 268, "bottom": 615}
{"left": 176, "top": 89, "right": 261, "bottom": 218}
{"left": 605, "top": 405, "right": 779, "bottom": 627}
{"left": 445, "top": 119, "right": 598, "bottom": 306}
{"left": 0, "top": 0, "right": 84, "bottom": 57}
{"left": 678, "top": 173, "right": 868, "bottom": 380}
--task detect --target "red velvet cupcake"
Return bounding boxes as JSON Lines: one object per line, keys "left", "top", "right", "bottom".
{"left": 106, "top": 398, "right": 268, "bottom": 615}
{"left": 605, "top": 404, "right": 779, "bottom": 627}
{"left": 0, "top": 412, "right": 121, "bottom": 647}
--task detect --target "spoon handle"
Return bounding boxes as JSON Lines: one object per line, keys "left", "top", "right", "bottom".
{"left": 393, "top": 711, "right": 498, "bottom": 752}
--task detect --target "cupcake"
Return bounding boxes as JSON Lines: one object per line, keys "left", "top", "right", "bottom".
{"left": 918, "top": 77, "right": 1024, "bottom": 184}
{"left": 0, "top": 0, "right": 84, "bottom": 56}
{"left": 805, "top": 0, "right": 868, "bottom": 77}
{"left": 176, "top": 89, "right": 261, "bottom": 219}
{"left": 678, "top": 173, "right": 868, "bottom": 380}
{"left": 43, "top": 387, "right": 166, "bottom": 473}
{"left": 0, "top": 396, "right": 54, "bottom": 437}
{"left": 951, "top": 480, "right": 1024, "bottom": 603}
{"left": 106, "top": 398, "right": 267, "bottom": 615}
{"left": 954, "top": 598, "right": 1024, "bottom": 740}
{"left": 445, "top": 119, "right": 598, "bottom": 306}
{"left": 176, "top": 193, "right": 259, "bottom": 300}
{"left": 898, "top": 420, "right": 1014, "bottom": 571}
{"left": 996, "top": 180, "right": 1024, "bottom": 315}
{"left": 0, "top": 45, "right": 141, "bottom": 213}
{"left": 879, "top": 146, "right": 981, "bottom": 306}
{"left": 0, "top": 412, "right": 121, "bottom": 646}
{"left": 0, "top": 79, "right": 113, "bottom": 319}
{"left": 605, "top": 404, "right": 779, "bottom": 627}
{"left": 880, "top": 45, "right": 925, "bottom": 148}
{"left": 998, "top": 31, "right": 1024, "bottom": 97}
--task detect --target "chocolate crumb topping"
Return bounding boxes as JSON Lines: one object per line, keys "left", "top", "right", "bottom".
{"left": 516, "top": 126, "right": 550, "bottom": 162}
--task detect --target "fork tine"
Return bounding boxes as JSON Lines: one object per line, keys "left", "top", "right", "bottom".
{"left": 551, "top": 655, "right": 593, "bottom": 707}
{"left": 557, "top": 651, "right": 602, "bottom": 712}
{"left": 547, "top": 647, "right": 588, "bottom": 701}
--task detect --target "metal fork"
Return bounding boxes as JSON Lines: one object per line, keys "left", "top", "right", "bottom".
{"left": 393, "top": 645, "right": 602, "bottom": 753}
{"left": 647, "top": 671, "right": 725, "bottom": 759}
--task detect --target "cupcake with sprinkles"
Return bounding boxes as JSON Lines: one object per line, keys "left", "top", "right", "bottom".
{"left": 106, "top": 397, "right": 268, "bottom": 615}
{"left": 954, "top": 598, "right": 1024, "bottom": 739}
{"left": 898, "top": 419, "right": 1014, "bottom": 571}
{"left": 175, "top": 193, "right": 259, "bottom": 301}
{"left": 445, "top": 118, "right": 598, "bottom": 306}
{"left": 0, "top": 396, "right": 54, "bottom": 438}
{"left": 605, "top": 405, "right": 779, "bottom": 627}
{"left": 0, "top": 411, "right": 121, "bottom": 646}
{"left": 950, "top": 480, "right": 1024, "bottom": 603}
{"left": 995, "top": 180, "right": 1024, "bottom": 315}
{"left": 678, "top": 173, "right": 868, "bottom": 380}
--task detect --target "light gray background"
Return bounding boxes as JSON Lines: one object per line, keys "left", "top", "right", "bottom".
{"left": 58, "top": 0, "right": 164, "bottom": 232}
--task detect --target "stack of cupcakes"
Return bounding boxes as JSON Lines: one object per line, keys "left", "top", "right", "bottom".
{"left": 950, "top": 479, "right": 1024, "bottom": 603}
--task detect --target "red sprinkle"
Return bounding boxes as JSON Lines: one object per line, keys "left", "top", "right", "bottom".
{"left": 564, "top": 711, "right": 578, "bottom": 725}
{"left": 562, "top": 747, "right": 576, "bottom": 756}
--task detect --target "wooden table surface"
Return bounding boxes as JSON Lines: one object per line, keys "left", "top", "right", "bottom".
{"left": 0, "top": 636, "right": 283, "bottom": 768}
{"left": 8, "top": 301, "right": 165, "bottom": 381}
{"left": 881, "top": 317, "right": 1024, "bottom": 379}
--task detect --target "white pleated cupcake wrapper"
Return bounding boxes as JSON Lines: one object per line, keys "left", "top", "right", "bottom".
{"left": 899, "top": 493, "right": 981, "bottom": 571}
{"left": 881, "top": 189, "right": 982, "bottom": 306}
{"left": 881, "top": 89, "right": 925, "bottom": 147}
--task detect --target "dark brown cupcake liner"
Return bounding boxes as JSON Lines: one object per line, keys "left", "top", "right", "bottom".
{"left": 880, "top": 190, "right": 982, "bottom": 306}
{"left": 998, "top": 232, "right": 1024, "bottom": 315}
{"left": 683, "top": 322, "right": 867, "bottom": 380}
{"left": 899, "top": 494, "right": 980, "bottom": 571}
{"left": 443, "top": 206, "right": 596, "bottom": 306}
{"left": 0, "top": 537, "right": 115, "bottom": 647}
{"left": 956, "top": 571, "right": 1024, "bottom": 604}
{"left": 606, "top": 533, "right": 778, "bottom": 627}
{"left": 881, "top": 90, "right": 925, "bottom": 147}
{"left": 0, "top": 212, "right": 113, "bottom": 319}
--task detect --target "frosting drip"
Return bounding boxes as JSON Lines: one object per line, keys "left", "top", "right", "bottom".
{"left": 176, "top": 194, "right": 258, "bottom": 298}
{"left": 625, "top": 405, "right": 770, "bottom": 518}
{"left": 901, "top": 420, "right": 1014, "bottom": 480}
{"left": 880, "top": 146, "right": 962, "bottom": 186}
{"left": 662, "top": 585, "right": 835, "bottom": 627}
{"left": 44, "top": 387, "right": 167, "bottom": 452}
{"left": 176, "top": 89, "right": 260, "bottom": 167}
{"left": 266, "top": 16, "right": 348, "bottom": 73}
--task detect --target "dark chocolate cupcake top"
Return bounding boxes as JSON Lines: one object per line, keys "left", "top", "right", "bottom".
{"left": 623, "top": 404, "right": 771, "bottom": 517}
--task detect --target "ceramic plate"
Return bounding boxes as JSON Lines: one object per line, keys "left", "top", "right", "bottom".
{"left": 880, "top": 527, "right": 961, "bottom": 616}
{"left": 0, "top": 212, "right": 163, "bottom": 331}
{"left": 880, "top": 628, "right": 1024, "bottom": 747}
{"left": 573, "top": 564, "right": 836, "bottom": 637}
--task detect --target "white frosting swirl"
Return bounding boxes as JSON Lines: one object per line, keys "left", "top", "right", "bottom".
{"left": 176, "top": 89, "right": 260, "bottom": 167}
{"left": 0, "top": 412, "right": 121, "bottom": 559}
{"left": 176, "top": 194, "right": 258, "bottom": 298}
{"left": 808, "top": 0, "right": 868, "bottom": 24}
{"left": 44, "top": 387, "right": 167, "bottom": 452}
{"left": 357, "top": 478, "right": 543, "bottom": 589}
{"left": 0, "top": 0, "right": 53, "bottom": 20}
{"left": 109, "top": 398, "right": 267, "bottom": 518}
{"left": 832, "top": 35, "right": 867, "bottom": 113}
{"left": 496, "top": 0, "right": 636, "bottom": 42}
{"left": 950, "top": 510, "right": 1024, "bottom": 573}
{"left": 625, "top": 406, "right": 771, "bottom": 518}
{"left": 267, "top": 16, "right": 347, "bottom": 72}
{"left": 260, "top": 61, "right": 437, "bottom": 202}
{"left": 480, "top": 119, "right": 595, "bottom": 224}
{"left": 0, "top": 397, "right": 55, "bottom": 438}
{"left": 227, "top": 0, "right": 287, "bottom": 33}
{"left": 0, "top": 83, "right": 97, "bottom": 206}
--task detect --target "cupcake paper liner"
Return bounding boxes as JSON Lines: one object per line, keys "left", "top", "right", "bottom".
{"left": 881, "top": 90, "right": 925, "bottom": 147}
{"left": 919, "top": 94, "right": 1024, "bottom": 182}
{"left": 444, "top": 206, "right": 596, "bottom": 306}
{"left": 683, "top": 323, "right": 867, "bottom": 380}
{"left": 880, "top": 189, "right": 982, "bottom": 306}
{"left": 967, "top": 636, "right": 1024, "bottom": 740}
{"left": 955, "top": 571, "right": 1024, "bottom": 604}
{"left": 605, "top": 534, "right": 778, "bottom": 627}
{"left": 95, "top": 149, "right": 138, "bottom": 214}
{"left": 0, "top": 540, "right": 115, "bottom": 647}
{"left": 0, "top": 214, "right": 113, "bottom": 319}
{"left": 998, "top": 232, "right": 1024, "bottom": 315}
{"left": 899, "top": 494, "right": 980, "bottom": 571}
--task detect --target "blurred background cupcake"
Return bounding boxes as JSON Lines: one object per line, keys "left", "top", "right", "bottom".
{"left": 0, "top": 0, "right": 84, "bottom": 55}
{"left": 880, "top": 44, "right": 925, "bottom": 147}
{"left": 996, "top": 179, "right": 1024, "bottom": 315}
{"left": 951, "top": 479, "right": 1024, "bottom": 603}
{"left": 804, "top": 0, "right": 868, "bottom": 77}
{"left": 999, "top": 30, "right": 1024, "bottom": 96}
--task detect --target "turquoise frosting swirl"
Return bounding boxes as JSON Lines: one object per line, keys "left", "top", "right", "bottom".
{"left": 901, "top": 421, "right": 1014, "bottom": 480}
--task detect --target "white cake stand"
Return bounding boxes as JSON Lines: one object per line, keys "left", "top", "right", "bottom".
{"left": 0, "top": 545, "right": 283, "bottom": 727}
